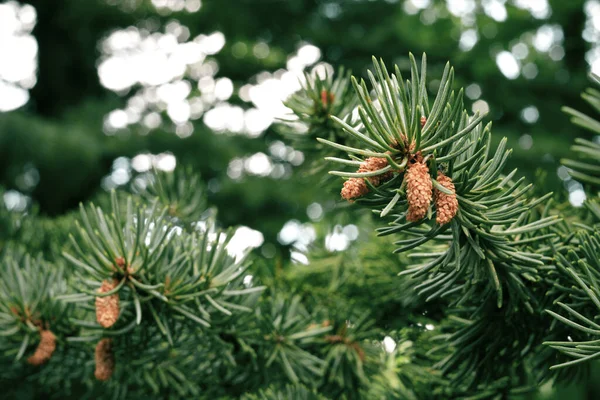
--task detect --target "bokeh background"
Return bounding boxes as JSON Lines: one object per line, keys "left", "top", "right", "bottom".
{"left": 1, "top": 0, "right": 600, "bottom": 397}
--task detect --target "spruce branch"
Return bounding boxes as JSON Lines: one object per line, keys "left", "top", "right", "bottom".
{"left": 248, "top": 295, "right": 331, "bottom": 384}
{"left": 283, "top": 67, "right": 358, "bottom": 150}
{"left": 0, "top": 252, "right": 70, "bottom": 365}
{"left": 281, "top": 67, "right": 360, "bottom": 185}
{"left": 242, "top": 383, "right": 327, "bottom": 400}
{"left": 544, "top": 230, "right": 600, "bottom": 370}
{"left": 137, "top": 166, "right": 209, "bottom": 226}
{"left": 62, "top": 191, "right": 263, "bottom": 339}
{"left": 319, "top": 54, "right": 558, "bottom": 307}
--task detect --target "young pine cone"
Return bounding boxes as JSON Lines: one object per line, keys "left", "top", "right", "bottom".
{"left": 405, "top": 161, "right": 432, "bottom": 222}
{"left": 27, "top": 329, "right": 56, "bottom": 366}
{"left": 95, "top": 338, "right": 115, "bottom": 381}
{"left": 434, "top": 172, "right": 458, "bottom": 225}
{"left": 96, "top": 279, "right": 120, "bottom": 328}
{"left": 341, "top": 156, "right": 392, "bottom": 201}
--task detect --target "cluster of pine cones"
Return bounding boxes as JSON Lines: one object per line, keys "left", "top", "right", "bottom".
{"left": 341, "top": 153, "right": 458, "bottom": 225}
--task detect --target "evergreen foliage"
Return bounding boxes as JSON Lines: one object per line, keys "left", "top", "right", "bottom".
{"left": 1, "top": 51, "right": 600, "bottom": 399}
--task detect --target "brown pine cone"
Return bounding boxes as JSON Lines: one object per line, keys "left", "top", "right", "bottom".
{"left": 434, "top": 172, "right": 458, "bottom": 225}
{"left": 27, "top": 329, "right": 57, "bottom": 366}
{"left": 96, "top": 279, "right": 120, "bottom": 328}
{"left": 405, "top": 161, "right": 433, "bottom": 222}
{"left": 94, "top": 338, "right": 115, "bottom": 381}
{"left": 341, "top": 156, "right": 392, "bottom": 201}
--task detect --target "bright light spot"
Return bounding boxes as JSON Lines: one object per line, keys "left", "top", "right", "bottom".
{"left": 244, "top": 152, "right": 273, "bottom": 176}
{"left": 167, "top": 101, "right": 191, "bottom": 124}
{"left": 459, "top": 29, "right": 478, "bottom": 51}
{"left": 185, "top": 0, "right": 202, "bottom": 12}
{"left": 518, "top": 134, "right": 533, "bottom": 150}
{"left": 0, "top": 81, "right": 29, "bottom": 112}
{"left": 321, "top": 2, "right": 342, "bottom": 18}
{"left": 144, "top": 112, "right": 162, "bottom": 129}
{"left": 269, "top": 141, "right": 287, "bottom": 158}
{"left": 325, "top": 231, "right": 349, "bottom": 252}
{"left": 291, "top": 251, "right": 309, "bottom": 265}
{"left": 383, "top": 336, "right": 397, "bottom": 353}
{"left": 155, "top": 153, "right": 176, "bottom": 171}
{"left": 232, "top": 42, "right": 247, "bottom": 58}
{"left": 446, "top": 0, "right": 476, "bottom": 18}
{"left": 411, "top": 0, "right": 431, "bottom": 8}
{"left": 522, "top": 63, "right": 538, "bottom": 79}
{"left": 465, "top": 83, "right": 481, "bottom": 99}
{"left": 131, "top": 154, "right": 152, "bottom": 172}
{"left": 151, "top": 0, "right": 189, "bottom": 12}
{"left": 244, "top": 108, "right": 272, "bottom": 137}
{"left": 196, "top": 32, "right": 225, "bottom": 55}
{"left": 521, "top": 106, "right": 539, "bottom": 123}
{"left": 106, "top": 109, "right": 129, "bottom": 130}
{"left": 253, "top": 42, "right": 270, "bottom": 59}
{"left": 198, "top": 76, "right": 215, "bottom": 93}
{"left": 343, "top": 224, "right": 359, "bottom": 240}
{"left": 496, "top": 51, "right": 520, "bottom": 79}
{"left": 557, "top": 166, "right": 570, "bottom": 181}
{"left": 204, "top": 103, "right": 245, "bottom": 133}
{"left": 512, "top": 42, "right": 529, "bottom": 59}
{"left": 483, "top": 0, "right": 507, "bottom": 22}
{"left": 157, "top": 81, "right": 192, "bottom": 103}
{"left": 214, "top": 77, "right": 234, "bottom": 101}
{"left": 472, "top": 99, "right": 490, "bottom": 115}
{"left": 307, "top": 203, "right": 323, "bottom": 220}
{"left": 277, "top": 220, "right": 316, "bottom": 251}
{"left": 227, "top": 158, "right": 244, "bottom": 180}
{"left": 569, "top": 188, "right": 586, "bottom": 207}
{"left": 549, "top": 45, "right": 565, "bottom": 61}
{"left": 533, "top": 25, "right": 563, "bottom": 52}
{"left": 3, "top": 190, "right": 29, "bottom": 212}
{"left": 228, "top": 226, "right": 264, "bottom": 259}
{"left": 175, "top": 121, "right": 193, "bottom": 138}
{"left": 425, "top": 323, "right": 435, "bottom": 331}
{"left": 243, "top": 275, "right": 253, "bottom": 286}
{"left": 584, "top": 1, "right": 600, "bottom": 74}
{"left": 112, "top": 167, "right": 130, "bottom": 185}
{"left": 297, "top": 44, "right": 321, "bottom": 66}
{"left": 0, "top": 2, "right": 37, "bottom": 111}
{"left": 513, "top": 0, "right": 551, "bottom": 19}
{"left": 98, "top": 57, "right": 136, "bottom": 92}
{"left": 324, "top": 224, "right": 358, "bottom": 252}
{"left": 287, "top": 150, "right": 304, "bottom": 166}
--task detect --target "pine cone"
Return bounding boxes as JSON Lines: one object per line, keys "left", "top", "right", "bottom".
{"left": 96, "top": 279, "right": 120, "bottom": 328}
{"left": 341, "top": 178, "right": 369, "bottom": 201}
{"left": 95, "top": 338, "right": 115, "bottom": 381}
{"left": 359, "top": 156, "right": 393, "bottom": 186}
{"left": 434, "top": 172, "right": 458, "bottom": 225}
{"left": 27, "top": 329, "right": 56, "bottom": 366}
{"left": 405, "top": 161, "right": 432, "bottom": 222}
{"left": 341, "top": 156, "right": 392, "bottom": 201}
